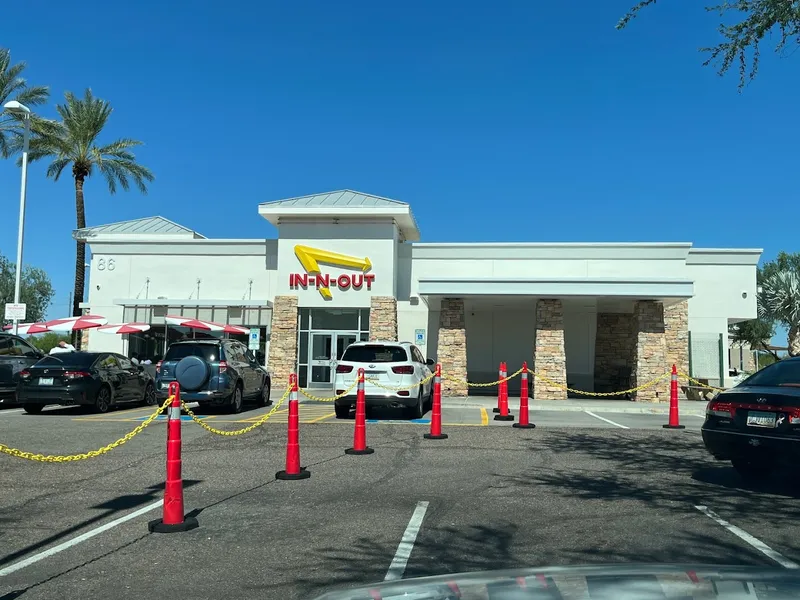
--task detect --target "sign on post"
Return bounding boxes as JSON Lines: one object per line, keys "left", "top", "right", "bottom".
{"left": 415, "top": 329, "right": 426, "bottom": 345}
{"left": 248, "top": 328, "right": 261, "bottom": 351}
{"left": 4, "top": 303, "right": 26, "bottom": 322}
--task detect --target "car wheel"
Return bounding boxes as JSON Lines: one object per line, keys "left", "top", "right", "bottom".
{"left": 335, "top": 405, "right": 351, "bottom": 419}
{"left": 142, "top": 384, "right": 157, "bottom": 406}
{"left": 408, "top": 389, "right": 424, "bottom": 420}
{"left": 95, "top": 387, "right": 111, "bottom": 414}
{"left": 23, "top": 403, "right": 44, "bottom": 415}
{"left": 731, "top": 457, "right": 772, "bottom": 481}
{"left": 257, "top": 382, "right": 270, "bottom": 407}
{"left": 229, "top": 385, "right": 243, "bottom": 414}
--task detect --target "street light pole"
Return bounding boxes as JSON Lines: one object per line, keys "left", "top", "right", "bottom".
{"left": 3, "top": 101, "right": 32, "bottom": 337}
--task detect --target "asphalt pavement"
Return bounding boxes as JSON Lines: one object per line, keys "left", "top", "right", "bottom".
{"left": 1, "top": 399, "right": 798, "bottom": 600}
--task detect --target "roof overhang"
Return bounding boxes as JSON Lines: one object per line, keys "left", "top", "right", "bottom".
{"left": 258, "top": 205, "right": 420, "bottom": 241}
{"left": 417, "top": 277, "right": 694, "bottom": 300}
{"left": 111, "top": 299, "right": 273, "bottom": 308}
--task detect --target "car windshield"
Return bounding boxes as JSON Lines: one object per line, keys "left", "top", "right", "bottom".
{"left": 164, "top": 343, "right": 220, "bottom": 362}
{"left": 741, "top": 360, "right": 800, "bottom": 387}
{"left": 341, "top": 345, "right": 407, "bottom": 363}
{"left": 35, "top": 353, "right": 97, "bottom": 368}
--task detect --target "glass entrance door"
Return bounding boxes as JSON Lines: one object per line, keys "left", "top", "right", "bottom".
{"left": 336, "top": 333, "right": 358, "bottom": 360}
{"left": 310, "top": 333, "right": 334, "bottom": 386}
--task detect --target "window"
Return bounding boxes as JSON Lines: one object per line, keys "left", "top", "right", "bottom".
{"left": 741, "top": 360, "right": 800, "bottom": 387}
{"left": 116, "top": 355, "right": 134, "bottom": 369}
{"left": 98, "top": 355, "right": 119, "bottom": 369}
{"left": 342, "top": 345, "right": 408, "bottom": 363}
{"left": 225, "top": 342, "right": 245, "bottom": 363}
{"left": 37, "top": 353, "right": 99, "bottom": 368}
{"left": 165, "top": 343, "right": 220, "bottom": 362}
{"left": 411, "top": 347, "right": 425, "bottom": 364}
{"left": 12, "top": 338, "right": 38, "bottom": 358}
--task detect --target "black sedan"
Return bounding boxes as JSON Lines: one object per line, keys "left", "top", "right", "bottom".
{"left": 17, "top": 352, "right": 157, "bottom": 414}
{"left": 702, "top": 357, "right": 800, "bottom": 480}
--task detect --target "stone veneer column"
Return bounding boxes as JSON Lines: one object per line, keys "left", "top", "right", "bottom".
{"left": 267, "top": 296, "right": 299, "bottom": 388}
{"left": 369, "top": 296, "right": 398, "bottom": 341}
{"left": 533, "top": 299, "right": 568, "bottom": 400}
{"left": 664, "top": 300, "right": 689, "bottom": 375}
{"left": 632, "top": 300, "right": 667, "bottom": 402}
{"left": 437, "top": 298, "right": 468, "bottom": 397}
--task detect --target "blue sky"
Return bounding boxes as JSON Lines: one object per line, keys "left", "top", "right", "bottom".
{"left": 1, "top": 0, "right": 798, "bottom": 337}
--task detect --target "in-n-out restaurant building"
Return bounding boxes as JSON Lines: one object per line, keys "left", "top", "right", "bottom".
{"left": 78, "top": 190, "right": 761, "bottom": 400}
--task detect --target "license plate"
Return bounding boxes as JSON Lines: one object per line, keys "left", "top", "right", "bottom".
{"left": 747, "top": 410, "right": 776, "bottom": 428}
{"left": 364, "top": 370, "right": 383, "bottom": 375}
{"left": 38, "top": 377, "right": 54, "bottom": 386}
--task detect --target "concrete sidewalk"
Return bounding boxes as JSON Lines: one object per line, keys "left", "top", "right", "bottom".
{"left": 442, "top": 396, "right": 708, "bottom": 417}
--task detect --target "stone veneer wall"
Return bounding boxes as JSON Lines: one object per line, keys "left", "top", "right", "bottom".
{"left": 533, "top": 299, "right": 568, "bottom": 400}
{"left": 594, "top": 313, "right": 635, "bottom": 390}
{"left": 664, "top": 300, "right": 689, "bottom": 375}
{"left": 437, "top": 298, "right": 468, "bottom": 397}
{"left": 369, "top": 296, "right": 398, "bottom": 341}
{"left": 267, "top": 296, "right": 299, "bottom": 389}
{"left": 632, "top": 300, "right": 667, "bottom": 402}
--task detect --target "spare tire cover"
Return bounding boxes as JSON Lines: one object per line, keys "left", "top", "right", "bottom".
{"left": 175, "top": 355, "right": 210, "bottom": 392}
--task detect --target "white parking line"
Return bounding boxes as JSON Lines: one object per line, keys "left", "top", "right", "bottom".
{"left": 0, "top": 500, "right": 164, "bottom": 577}
{"left": 584, "top": 411, "right": 629, "bottom": 429}
{"left": 695, "top": 505, "right": 799, "bottom": 569}
{"left": 385, "top": 501, "right": 429, "bottom": 581}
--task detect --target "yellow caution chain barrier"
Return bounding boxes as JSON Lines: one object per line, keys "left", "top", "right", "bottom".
{"left": 529, "top": 370, "right": 671, "bottom": 397}
{"left": 181, "top": 384, "right": 292, "bottom": 436}
{"left": 298, "top": 380, "right": 358, "bottom": 402}
{"left": 0, "top": 395, "right": 173, "bottom": 462}
{"left": 442, "top": 368, "right": 525, "bottom": 388}
{"left": 678, "top": 372, "right": 726, "bottom": 392}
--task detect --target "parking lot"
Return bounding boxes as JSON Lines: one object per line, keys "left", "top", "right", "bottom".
{"left": 1, "top": 399, "right": 799, "bottom": 599}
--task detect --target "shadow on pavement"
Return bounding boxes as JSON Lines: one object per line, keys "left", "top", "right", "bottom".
{"left": 0, "top": 480, "right": 202, "bottom": 568}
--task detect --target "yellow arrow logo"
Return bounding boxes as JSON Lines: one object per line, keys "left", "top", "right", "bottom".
{"left": 294, "top": 245, "right": 373, "bottom": 299}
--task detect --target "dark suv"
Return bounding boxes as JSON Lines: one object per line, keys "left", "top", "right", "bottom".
{"left": 0, "top": 332, "right": 45, "bottom": 405}
{"left": 156, "top": 339, "right": 271, "bottom": 413}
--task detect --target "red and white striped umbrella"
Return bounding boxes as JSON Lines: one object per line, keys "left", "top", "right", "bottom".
{"left": 45, "top": 314, "right": 108, "bottom": 332}
{"left": 165, "top": 315, "right": 250, "bottom": 335}
{"left": 2, "top": 322, "right": 51, "bottom": 335}
{"left": 95, "top": 323, "right": 151, "bottom": 335}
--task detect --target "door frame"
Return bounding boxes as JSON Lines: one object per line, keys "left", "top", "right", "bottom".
{"left": 306, "top": 330, "right": 361, "bottom": 388}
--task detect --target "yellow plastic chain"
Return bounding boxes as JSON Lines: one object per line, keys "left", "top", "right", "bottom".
{"left": 298, "top": 380, "right": 358, "bottom": 402}
{"left": 365, "top": 370, "right": 436, "bottom": 392}
{"left": 0, "top": 395, "right": 173, "bottom": 462}
{"left": 529, "top": 370, "right": 671, "bottom": 397}
{"left": 442, "top": 367, "right": 525, "bottom": 388}
{"left": 678, "top": 372, "right": 726, "bottom": 392}
{"left": 181, "top": 385, "right": 292, "bottom": 436}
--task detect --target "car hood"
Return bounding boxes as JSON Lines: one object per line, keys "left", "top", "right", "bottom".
{"left": 311, "top": 564, "right": 800, "bottom": 599}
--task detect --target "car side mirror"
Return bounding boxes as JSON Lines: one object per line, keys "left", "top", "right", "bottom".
{"left": 426, "top": 358, "right": 435, "bottom": 366}
{"left": 137, "top": 364, "right": 145, "bottom": 372}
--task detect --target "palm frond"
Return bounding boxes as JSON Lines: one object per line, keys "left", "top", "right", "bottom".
{"left": 98, "top": 157, "right": 154, "bottom": 194}
{"left": 759, "top": 270, "right": 800, "bottom": 326}
{"left": 14, "top": 85, "right": 49, "bottom": 107}
{"left": 45, "top": 157, "right": 71, "bottom": 181}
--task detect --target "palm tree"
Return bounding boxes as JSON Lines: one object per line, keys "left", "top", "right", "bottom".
{"left": 26, "top": 89, "right": 154, "bottom": 347}
{"left": 0, "top": 47, "right": 49, "bottom": 157}
{"left": 759, "top": 269, "right": 800, "bottom": 356}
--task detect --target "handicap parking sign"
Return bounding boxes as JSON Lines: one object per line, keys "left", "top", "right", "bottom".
{"left": 414, "top": 329, "right": 425, "bottom": 344}
{"left": 248, "top": 328, "right": 260, "bottom": 350}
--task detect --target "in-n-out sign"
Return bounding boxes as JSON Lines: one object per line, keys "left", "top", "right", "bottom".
{"left": 289, "top": 245, "right": 375, "bottom": 299}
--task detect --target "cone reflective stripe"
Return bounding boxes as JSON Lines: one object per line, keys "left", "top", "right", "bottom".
{"left": 277, "top": 374, "right": 311, "bottom": 479}
{"left": 148, "top": 382, "right": 199, "bottom": 533}
{"left": 493, "top": 362, "right": 505, "bottom": 413}
{"left": 663, "top": 364, "right": 685, "bottom": 429}
{"left": 494, "top": 361, "right": 514, "bottom": 421}
{"left": 424, "top": 363, "right": 448, "bottom": 440}
{"left": 346, "top": 368, "right": 374, "bottom": 455}
{"left": 513, "top": 361, "right": 535, "bottom": 429}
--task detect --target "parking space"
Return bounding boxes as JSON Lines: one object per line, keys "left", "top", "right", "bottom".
{"left": 2, "top": 398, "right": 797, "bottom": 600}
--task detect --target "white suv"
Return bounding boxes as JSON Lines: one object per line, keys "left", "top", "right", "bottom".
{"left": 333, "top": 341, "right": 434, "bottom": 420}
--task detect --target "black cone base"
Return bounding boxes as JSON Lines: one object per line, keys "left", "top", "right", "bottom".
{"left": 492, "top": 407, "right": 501, "bottom": 413}
{"left": 276, "top": 467, "right": 310, "bottom": 480}
{"left": 494, "top": 414, "right": 515, "bottom": 421}
{"left": 423, "top": 433, "right": 449, "bottom": 439}
{"left": 345, "top": 447, "right": 375, "bottom": 455}
{"left": 662, "top": 424, "right": 686, "bottom": 429}
{"left": 512, "top": 422, "right": 536, "bottom": 429}
{"left": 148, "top": 516, "right": 199, "bottom": 534}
